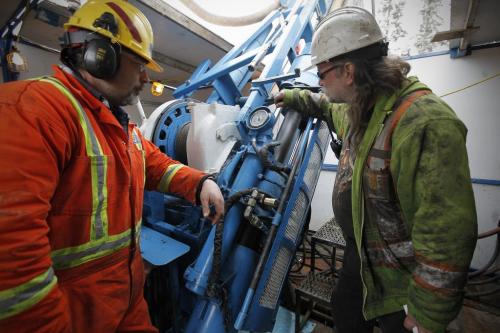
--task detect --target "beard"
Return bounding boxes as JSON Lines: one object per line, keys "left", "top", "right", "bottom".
{"left": 322, "top": 87, "right": 346, "bottom": 104}
{"left": 325, "top": 92, "right": 344, "bottom": 104}
{"left": 328, "top": 95, "right": 341, "bottom": 103}
{"left": 120, "top": 87, "right": 142, "bottom": 106}
{"left": 122, "top": 93, "right": 139, "bottom": 106}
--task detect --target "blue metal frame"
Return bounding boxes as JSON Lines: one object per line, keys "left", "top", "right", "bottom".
{"left": 242, "top": 119, "right": 329, "bottom": 331}
{"left": 322, "top": 163, "right": 500, "bottom": 187}
{"left": 142, "top": 1, "right": 333, "bottom": 332}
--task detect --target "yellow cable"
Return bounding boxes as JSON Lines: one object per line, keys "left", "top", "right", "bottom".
{"left": 440, "top": 72, "right": 500, "bottom": 98}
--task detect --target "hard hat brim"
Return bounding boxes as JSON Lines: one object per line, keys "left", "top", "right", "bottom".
{"left": 303, "top": 63, "right": 317, "bottom": 72}
{"left": 147, "top": 59, "right": 163, "bottom": 72}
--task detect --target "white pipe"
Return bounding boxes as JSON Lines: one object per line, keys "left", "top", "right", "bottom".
{"left": 180, "top": 0, "right": 282, "bottom": 26}
{"left": 135, "top": 97, "right": 147, "bottom": 127}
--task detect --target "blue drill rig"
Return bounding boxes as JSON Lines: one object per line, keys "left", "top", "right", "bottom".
{"left": 140, "top": 1, "right": 333, "bottom": 332}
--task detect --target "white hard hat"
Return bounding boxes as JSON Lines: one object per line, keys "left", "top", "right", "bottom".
{"left": 310, "top": 6, "right": 386, "bottom": 67}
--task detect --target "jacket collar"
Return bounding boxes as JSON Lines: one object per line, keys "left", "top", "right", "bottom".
{"left": 52, "top": 65, "right": 128, "bottom": 131}
{"left": 53, "top": 65, "right": 109, "bottom": 111}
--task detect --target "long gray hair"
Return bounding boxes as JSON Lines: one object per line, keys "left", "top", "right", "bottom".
{"left": 341, "top": 56, "right": 411, "bottom": 150}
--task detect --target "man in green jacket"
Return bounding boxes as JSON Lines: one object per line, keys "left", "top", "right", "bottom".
{"left": 275, "top": 7, "right": 477, "bottom": 333}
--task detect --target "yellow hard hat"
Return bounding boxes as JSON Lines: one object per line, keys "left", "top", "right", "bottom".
{"left": 65, "top": 0, "right": 163, "bottom": 72}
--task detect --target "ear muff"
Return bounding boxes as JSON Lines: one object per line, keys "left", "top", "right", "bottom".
{"left": 78, "top": 11, "right": 121, "bottom": 79}
{"left": 82, "top": 37, "right": 121, "bottom": 79}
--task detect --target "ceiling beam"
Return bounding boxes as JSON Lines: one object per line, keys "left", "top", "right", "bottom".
{"left": 152, "top": 50, "right": 196, "bottom": 73}
{"left": 139, "top": 0, "right": 233, "bottom": 53}
{"left": 459, "top": 0, "right": 481, "bottom": 51}
{"left": 431, "top": 26, "right": 480, "bottom": 43}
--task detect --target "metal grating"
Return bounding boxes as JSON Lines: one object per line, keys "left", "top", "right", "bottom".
{"left": 259, "top": 246, "right": 293, "bottom": 309}
{"left": 318, "top": 121, "right": 330, "bottom": 152}
{"left": 313, "top": 217, "right": 346, "bottom": 248}
{"left": 296, "top": 270, "right": 335, "bottom": 304}
{"left": 257, "top": 121, "right": 332, "bottom": 311}
{"left": 284, "top": 191, "right": 308, "bottom": 242}
{"left": 302, "top": 121, "right": 329, "bottom": 193}
{"left": 303, "top": 143, "right": 322, "bottom": 191}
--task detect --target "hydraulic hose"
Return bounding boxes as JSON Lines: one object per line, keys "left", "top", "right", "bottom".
{"left": 235, "top": 118, "right": 313, "bottom": 329}
{"left": 206, "top": 187, "right": 278, "bottom": 329}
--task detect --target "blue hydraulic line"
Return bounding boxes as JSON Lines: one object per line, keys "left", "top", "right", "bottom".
{"left": 321, "top": 164, "right": 500, "bottom": 186}
{"left": 401, "top": 50, "right": 450, "bottom": 61}
{"left": 471, "top": 178, "right": 500, "bottom": 186}
{"left": 398, "top": 41, "right": 500, "bottom": 61}
{"left": 320, "top": 163, "right": 338, "bottom": 172}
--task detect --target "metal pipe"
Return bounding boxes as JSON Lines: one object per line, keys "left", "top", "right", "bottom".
{"left": 274, "top": 109, "right": 302, "bottom": 163}
{"left": 19, "top": 35, "right": 60, "bottom": 54}
{"left": 248, "top": 18, "right": 283, "bottom": 72}
{"left": 135, "top": 98, "right": 147, "bottom": 126}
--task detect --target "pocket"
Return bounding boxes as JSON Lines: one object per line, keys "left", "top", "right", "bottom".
{"left": 364, "top": 167, "right": 397, "bottom": 202}
{"left": 363, "top": 168, "right": 409, "bottom": 242}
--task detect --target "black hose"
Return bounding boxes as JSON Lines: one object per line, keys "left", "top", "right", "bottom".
{"left": 468, "top": 274, "right": 500, "bottom": 285}
{"left": 206, "top": 187, "right": 279, "bottom": 329}
{"left": 469, "top": 220, "right": 500, "bottom": 278}
{"left": 466, "top": 285, "right": 500, "bottom": 298}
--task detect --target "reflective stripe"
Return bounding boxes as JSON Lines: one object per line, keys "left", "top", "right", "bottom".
{"left": 366, "top": 240, "right": 414, "bottom": 267}
{"left": 40, "top": 77, "right": 137, "bottom": 270}
{"left": 38, "top": 77, "right": 142, "bottom": 270}
{"left": 158, "top": 164, "right": 183, "bottom": 192}
{"left": 388, "top": 240, "right": 414, "bottom": 258}
{"left": 136, "top": 218, "right": 142, "bottom": 242}
{"left": 132, "top": 128, "right": 143, "bottom": 150}
{"left": 0, "top": 267, "right": 57, "bottom": 320}
{"left": 51, "top": 223, "right": 141, "bottom": 269}
{"left": 414, "top": 262, "right": 465, "bottom": 290}
{"left": 41, "top": 77, "right": 109, "bottom": 241}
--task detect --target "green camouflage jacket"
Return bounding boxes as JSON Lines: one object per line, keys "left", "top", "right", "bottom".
{"left": 282, "top": 76, "right": 477, "bottom": 332}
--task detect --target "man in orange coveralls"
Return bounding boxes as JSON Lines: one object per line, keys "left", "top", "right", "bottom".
{"left": 0, "top": 1, "right": 224, "bottom": 332}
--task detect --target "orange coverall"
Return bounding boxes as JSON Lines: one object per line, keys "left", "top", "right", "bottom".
{"left": 0, "top": 66, "right": 205, "bottom": 332}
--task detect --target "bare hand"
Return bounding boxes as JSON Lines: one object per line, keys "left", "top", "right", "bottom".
{"left": 404, "top": 314, "right": 432, "bottom": 333}
{"left": 273, "top": 91, "right": 285, "bottom": 108}
{"left": 199, "top": 179, "right": 224, "bottom": 224}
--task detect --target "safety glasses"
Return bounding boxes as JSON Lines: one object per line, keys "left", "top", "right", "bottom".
{"left": 123, "top": 51, "right": 147, "bottom": 73}
{"left": 317, "top": 64, "right": 342, "bottom": 80}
